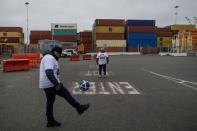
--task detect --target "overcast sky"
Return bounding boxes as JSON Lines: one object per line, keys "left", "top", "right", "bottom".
{"left": 0, "top": 0, "right": 196, "bottom": 33}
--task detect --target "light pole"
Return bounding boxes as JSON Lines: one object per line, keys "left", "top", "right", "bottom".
{"left": 174, "top": 5, "right": 179, "bottom": 24}
{"left": 25, "top": 2, "right": 29, "bottom": 52}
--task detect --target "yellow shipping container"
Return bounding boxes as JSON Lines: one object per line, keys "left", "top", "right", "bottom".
{"left": 29, "top": 44, "right": 39, "bottom": 49}
{"left": 96, "top": 40, "right": 126, "bottom": 47}
{"left": 95, "top": 26, "right": 125, "bottom": 33}
{"left": 0, "top": 32, "right": 23, "bottom": 37}
{"left": 170, "top": 24, "right": 196, "bottom": 30}
{"left": 0, "top": 43, "right": 21, "bottom": 48}
{"left": 157, "top": 37, "right": 172, "bottom": 47}
{"left": 157, "top": 37, "right": 172, "bottom": 43}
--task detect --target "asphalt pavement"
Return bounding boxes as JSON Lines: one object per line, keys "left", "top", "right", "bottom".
{"left": 0, "top": 55, "right": 197, "bottom": 131}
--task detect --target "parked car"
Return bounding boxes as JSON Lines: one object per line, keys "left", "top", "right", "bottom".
{"left": 61, "top": 49, "right": 78, "bottom": 57}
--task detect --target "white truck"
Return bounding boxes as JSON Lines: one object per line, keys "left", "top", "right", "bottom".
{"left": 61, "top": 49, "right": 78, "bottom": 57}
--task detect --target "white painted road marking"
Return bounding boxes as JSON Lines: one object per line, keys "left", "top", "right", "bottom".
{"left": 72, "top": 82, "right": 140, "bottom": 95}
{"left": 79, "top": 70, "right": 114, "bottom": 76}
{"left": 143, "top": 69, "right": 197, "bottom": 91}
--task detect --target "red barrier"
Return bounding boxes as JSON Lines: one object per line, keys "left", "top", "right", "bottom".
{"left": 83, "top": 54, "right": 92, "bottom": 60}
{"left": 70, "top": 55, "right": 80, "bottom": 61}
{"left": 3, "top": 59, "right": 30, "bottom": 72}
{"left": 12, "top": 53, "right": 40, "bottom": 68}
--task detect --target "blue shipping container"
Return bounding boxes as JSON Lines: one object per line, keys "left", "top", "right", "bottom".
{"left": 127, "top": 33, "right": 157, "bottom": 40}
{"left": 51, "top": 29, "right": 77, "bottom": 36}
{"left": 126, "top": 20, "right": 155, "bottom": 26}
{"left": 127, "top": 39, "right": 157, "bottom": 47}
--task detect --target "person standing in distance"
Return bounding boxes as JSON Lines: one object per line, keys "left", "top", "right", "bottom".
{"left": 96, "top": 48, "right": 109, "bottom": 78}
{"left": 39, "top": 46, "right": 89, "bottom": 127}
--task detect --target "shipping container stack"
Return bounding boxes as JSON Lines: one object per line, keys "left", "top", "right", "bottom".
{"left": 174, "top": 29, "right": 197, "bottom": 52}
{"left": 30, "top": 30, "right": 51, "bottom": 44}
{"left": 30, "top": 30, "right": 52, "bottom": 49}
{"left": 167, "top": 24, "right": 196, "bottom": 52}
{"left": 93, "top": 19, "right": 126, "bottom": 52}
{"left": 126, "top": 20, "right": 157, "bottom": 54}
{"left": 156, "top": 28, "right": 173, "bottom": 52}
{"left": 167, "top": 24, "right": 196, "bottom": 34}
{"left": 51, "top": 23, "right": 77, "bottom": 49}
{"left": 0, "top": 27, "right": 24, "bottom": 51}
{"left": 191, "top": 29, "right": 197, "bottom": 51}
{"left": 79, "top": 31, "right": 93, "bottom": 52}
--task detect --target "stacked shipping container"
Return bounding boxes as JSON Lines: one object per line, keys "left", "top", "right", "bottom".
{"left": 0, "top": 27, "right": 24, "bottom": 49}
{"left": 191, "top": 30, "right": 197, "bottom": 51}
{"left": 170, "top": 24, "right": 196, "bottom": 52}
{"left": 51, "top": 23, "right": 77, "bottom": 49}
{"left": 30, "top": 30, "right": 52, "bottom": 44}
{"left": 80, "top": 31, "right": 93, "bottom": 52}
{"left": 126, "top": 20, "right": 157, "bottom": 53}
{"left": 157, "top": 28, "right": 173, "bottom": 52}
{"left": 173, "top": 29, "right": 197, "bottom": 52}
{"left": 93, "top": 19, "right": 126, "bottom": 52}
{"left": 166, "top": 24, "right": 196, "bottom": 35}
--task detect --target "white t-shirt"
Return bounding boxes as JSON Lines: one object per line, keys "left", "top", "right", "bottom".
{"left": 96, "top": 52, "right": 109, "bottom": 65}
{"left": 39, "top": 54, "right": 60, "bottom": 88}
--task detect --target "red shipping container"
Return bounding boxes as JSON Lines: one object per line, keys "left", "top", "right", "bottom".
{"left": 192, "top": 36, "right": 197, "bottom": 40}
{"left": 80, "top": 32, "right": 92, "bottom": 37}
{"left": 30, "top": 30, "right": 51, "bottom": 35}
{"left": 80, "top": 37, "right": 92, "bottom": 42}
{"left": 0, "top": 27, "right": 23, "bottom": 33}
{"left": 81, "top": 41, "right": 92, "bottom": 45}
{"left": 95, "top": 19, "right": 125, "bottom": 26}
{"left": 84, "top": 43, "right": 93, "bottom": 47}
{"left": 96, "top": 33, "right": 125, "bottom": 40}
{"left": 127, "top": 47, "right": 139, "bottom": 52}
{"left": 143, "top": 47, "right": 158, "bottom": 54}
{"left": 30, "top": 39, "right": 39, "bottom": 44}
{"left": 53, "top": 35, "right": 77, "bottom": 42}
{"left": 157, "top": 32, "right": 173, "bottom": 37}
{"left": 156, "top": 28, "right": 171, "bottom": 32}
{"left": 0, "top": 37, "right": 20, "bottom": 43}
{"left": 30, "top": 35, "right": 52, "bottom": 40}
{"left": 127, "top": 26, "right": 156, "bottom": 33}
{"left": 191, "top": 30, "right": 197, "bottom": 36}
{"left": 30, "top": 31, "right": 52, "bottom": 39}
{"left": 156, "top": 27, "right": 173, "bottom": 37}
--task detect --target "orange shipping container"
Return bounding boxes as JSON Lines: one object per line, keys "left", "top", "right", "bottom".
{"left": 96, "top": 33, "right": 125, "bottom": 40}
{"left": 95, "top": 19, "right": 125, "bottom": 26}
{"left": 0, "top": 27, "right": 23, "bottom": 33}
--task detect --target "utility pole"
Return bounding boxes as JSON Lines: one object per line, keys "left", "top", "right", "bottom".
{"left": 174, "top": 5, "right": 179, "bottom": 24}
{"left": 25, "top": 2, "right": 29, "bottom": 52}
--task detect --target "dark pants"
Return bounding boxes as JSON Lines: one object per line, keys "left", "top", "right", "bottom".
{"left": 44, "top": 85, "right": 80, "bottom": 122}
{"left": 99, "top": 64, "right": 106, "bottom": 75}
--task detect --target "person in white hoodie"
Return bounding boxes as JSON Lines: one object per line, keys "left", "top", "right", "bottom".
{"left": 96, "top": 48, "right": 109, "bottom": 78}
{"left": 39, "top": 46, "right": 89, "bottom": 127}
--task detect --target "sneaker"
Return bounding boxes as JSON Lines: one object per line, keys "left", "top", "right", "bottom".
{"left": 77, "top": 104, "right": 90, "bottom": 115}
{"left": 47, "top": 120, "right": 61, "bottom": 127}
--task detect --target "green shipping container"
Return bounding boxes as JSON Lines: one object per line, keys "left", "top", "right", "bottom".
{"left": 51, "top": 29, "right": 77, "bottom": 36}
